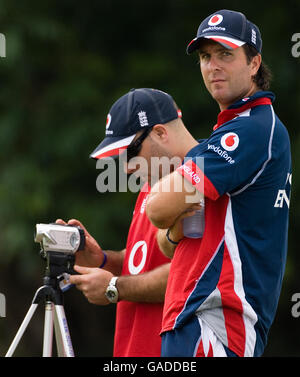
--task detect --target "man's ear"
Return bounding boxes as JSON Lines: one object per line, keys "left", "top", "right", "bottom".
{"left": 251, "top": 53, "right": 262, "bottom": 76}
{"left": 151, "top": 124, "right": 168, "bottom": 141}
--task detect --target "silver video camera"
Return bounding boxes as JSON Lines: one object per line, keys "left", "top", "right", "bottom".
{"left": 34, "top": 223, "right": 85, "bottom": 255}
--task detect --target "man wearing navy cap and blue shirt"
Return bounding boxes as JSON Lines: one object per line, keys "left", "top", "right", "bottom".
{"left": 147, "top": 10, "right": 292, "bottom": 357}
{"left": 57, "top": 88, "right": 201, "bottom": 356}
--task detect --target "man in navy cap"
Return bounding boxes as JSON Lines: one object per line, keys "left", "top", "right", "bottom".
{"left": 58, "top": 88, "right": 200, "bottom": 356}
{"left": 146, "top": 10, "right": 292, "bottom": 357}
{"left": 186, "top": 9, "right": 270, "bottom": 108}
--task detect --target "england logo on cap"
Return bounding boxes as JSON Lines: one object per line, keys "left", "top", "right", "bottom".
{"left": 208, "top": 14, "right": 224, "bottom": 26}
{"left": 220, "top": 132, "right": 239, "bottom": 151}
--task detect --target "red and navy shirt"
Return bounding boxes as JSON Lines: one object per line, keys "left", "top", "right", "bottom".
{"left": 113, "top": 183, "right": 170, "bottom": 357}
{"left": 161, "top": 91, "right": 291, "bottom": 357}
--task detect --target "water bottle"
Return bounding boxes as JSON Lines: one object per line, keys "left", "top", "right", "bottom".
{"left": 183, "top": 199, "right": 205, "bottom": 239}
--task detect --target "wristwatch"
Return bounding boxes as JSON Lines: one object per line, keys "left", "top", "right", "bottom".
{"left": 105, "top": 276, "right": 119, "bottom": 303}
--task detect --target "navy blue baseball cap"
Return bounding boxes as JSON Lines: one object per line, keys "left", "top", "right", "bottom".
{"left": 187, "top": 9, "right": 262, "bottom": 54}
{"left": 90, "top": 88, "right": 182, "bottom": 159}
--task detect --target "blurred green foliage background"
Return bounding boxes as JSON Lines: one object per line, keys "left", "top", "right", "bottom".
{"left": 0, "top": 0, "right": 299, "bottom": 357}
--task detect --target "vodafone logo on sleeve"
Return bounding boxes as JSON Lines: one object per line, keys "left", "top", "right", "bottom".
{"left": 220, "top": 132, "right": 239, "bottom": 151}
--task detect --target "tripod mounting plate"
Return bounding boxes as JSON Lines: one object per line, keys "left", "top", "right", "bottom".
{"left": 44, "top": 251, "right": 75, "bottom": 279}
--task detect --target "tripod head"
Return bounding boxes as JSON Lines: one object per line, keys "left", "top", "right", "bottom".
{"left": 43, "top": 251, "right": 75, "bottom": 279}
{"left": 38, "top": 251, "right": 76, "bottom": 297}
{"left": 30, "top": 250, "right": 76, "bottom": 307}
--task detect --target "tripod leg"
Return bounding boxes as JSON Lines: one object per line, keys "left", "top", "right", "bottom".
{"left": 5, "top": 304, "right": 38, "bottom": 357}
{"left": 53, "top": 308, "right": 65, "bottom": 356}
{"left": 54, "top": 305, "right": 74, "bottom": 357}
{"left": 42, "top": 301, "right": 54, "bottom": 357}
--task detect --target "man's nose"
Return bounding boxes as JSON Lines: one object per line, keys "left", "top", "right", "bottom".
{"left": 208, "top": 55, "right": 221, "bottom": 71}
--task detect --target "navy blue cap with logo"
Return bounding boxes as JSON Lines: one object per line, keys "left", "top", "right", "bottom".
{"left": 90, "top": 88, "right": 181, "bottom": 160}
{"left": 187, "top": 9, "right": 262, "bottom": 54}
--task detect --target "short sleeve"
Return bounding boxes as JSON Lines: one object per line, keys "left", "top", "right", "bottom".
{"left": 177, "top": 117, "right": 273, "bottom": 200}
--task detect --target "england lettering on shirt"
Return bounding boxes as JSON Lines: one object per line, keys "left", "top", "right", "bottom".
{"left": 274, "top": 173, "right": 292, "bottom": 208}
{"left": 179, "top": 164, "right": 201, "bottom": 184}
{"left": 140, "top": 195, "right": 149, "bottom": 214}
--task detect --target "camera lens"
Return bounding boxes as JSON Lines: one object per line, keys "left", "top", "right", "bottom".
{"left": 70, "top": 233, "right": 79, "bottom": 251}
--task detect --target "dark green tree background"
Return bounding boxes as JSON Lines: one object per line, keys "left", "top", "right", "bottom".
{"left": 0, "top": 0, "right": 299, "bottom": 356}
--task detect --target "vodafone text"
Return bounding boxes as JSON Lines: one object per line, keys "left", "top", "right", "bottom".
{"left": 207, "top": 144, "right": 235, "bottom": 164}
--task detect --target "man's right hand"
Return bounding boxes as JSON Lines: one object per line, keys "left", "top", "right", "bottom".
{"left": 56, "top": 218, "right": 105, "bottom": 268}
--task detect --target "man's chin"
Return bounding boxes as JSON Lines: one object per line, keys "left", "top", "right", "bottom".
{"left": 211, "top": 88, "right": 228, "bottom": 102}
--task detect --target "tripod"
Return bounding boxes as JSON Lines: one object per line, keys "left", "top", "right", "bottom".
{"left": 6, "top": 252, "right": 75, "bottom": 357}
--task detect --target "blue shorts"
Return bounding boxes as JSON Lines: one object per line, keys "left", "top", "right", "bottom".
{"left": 161, "top": 315, "right": 238, "bottom": 357}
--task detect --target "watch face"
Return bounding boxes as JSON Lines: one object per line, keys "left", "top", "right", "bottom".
{"left": 106, "top": 285, "right": 118, "bottom": 303}
{"left": 107, "top": 291, "right": 116, "bottom": 299}
{"left": 106, "top": 277, "right": 119, "bottom": 303}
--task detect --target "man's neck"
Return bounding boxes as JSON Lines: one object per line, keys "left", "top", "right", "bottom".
{"left": 177, "top": 132, "right": 199, "bottom": 160}
{"left": 218, "top": 86, "right": 260, "bottom": 111}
